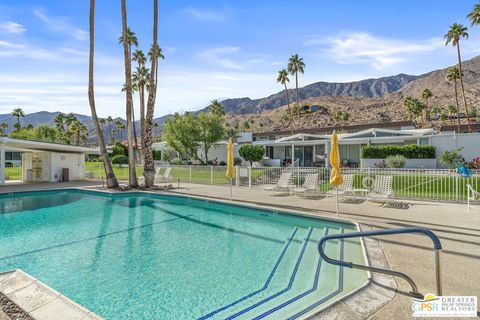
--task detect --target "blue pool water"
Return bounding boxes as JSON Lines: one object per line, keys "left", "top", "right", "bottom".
{"left": 0, "top": 190, "right": 368, "bottom": 319}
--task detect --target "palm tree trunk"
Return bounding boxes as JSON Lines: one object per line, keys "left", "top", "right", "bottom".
{"left": 457, "top": 43, "right": 472, "bottom": 132}
{"left": 143, "top": 0, "right": 158, "bottom": 188}
{"left": 140, "top": 85, "right": 145, "bottom": 145}
{"left": 425, "top": 99, "right": 430, "bottom": 122}
{"left": 295, "top": 72, "right": 300, "bottom": 128}
{"left": 88, "top": 0, "right": 118, "bottom": 188}
{"left": 454, "top": 81, "right": 461, "bottom": 132}
{"left": 121, "top": 0, "right": 138, "bottom": 188}
{"left": 284, "top": 84, "right": 293, "bottom": 134}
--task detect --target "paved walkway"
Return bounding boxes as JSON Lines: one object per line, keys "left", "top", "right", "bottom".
{"left": 169, "top": 183, "right": 480, "bottom": 319}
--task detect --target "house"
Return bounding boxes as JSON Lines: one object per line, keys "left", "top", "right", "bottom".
{"left": 0, "top": 137, "right": 99, "bottom": 184}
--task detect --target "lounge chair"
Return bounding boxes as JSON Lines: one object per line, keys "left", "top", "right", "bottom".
{"left": 263, "top": 172, "right": 293, "bottom": 194}
{"left": 367, "top": 175, "right": 393, "bottom": 202}
{"left": 155, "top": 167, "right": 172, "bottom": 182}
{"left": 467, "top": 184, "right": 480, "bottom": 213}
{"left": 292, "top": 174, "right": 319, "bottom": 197}
{"left": 326, "top": 174, "right": 354, "bottom": 199}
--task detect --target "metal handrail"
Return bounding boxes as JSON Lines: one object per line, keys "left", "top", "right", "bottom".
{"left": 318, "top": 227, "right": 443, "bottom": 297}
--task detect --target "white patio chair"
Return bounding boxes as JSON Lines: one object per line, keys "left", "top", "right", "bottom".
{"left": 467, "top": 184, "right": 480, "bottom": 214}
{"left": 263, "top": 172, "right": 293, "bottom": 194}
{"left": 155, "top": 167, "right": 172, "bottom": 183}
{"left": 292, "top": 174, "right": 319, "bottom": 197}
{"left": 326, "top": 174, "right": 355, "bottom": 199}
{"left": 367, "top": 175, "right": 393, "bottom": 203}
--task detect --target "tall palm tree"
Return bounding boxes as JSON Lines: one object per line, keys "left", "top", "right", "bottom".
{"left": 144, "top": 0, "right": 162, "bottom": 188}
{"left": 0, "top": 123, "right": 8, "bottom": 136}
{"left": 287, "top": 54, "right": 305, "bottom": 125}
{"left": 467, "top": 3, "right": 480, "bottom": 26}
{"left": 446, "top": 66, "right": 462, "bottom": 132}
{"left": 106, "top": 115, "right": 114, "bottom": 144}
{"left": 208, "top": 100, "right": 225, "bottom": 117}
{"left": 69, "top": 120, "right": 88, "bottom": 146}
{"left": 11, "top": 107, "right": 25, "bottom": 131}
{"left": 447, "top": 104, "right": 459, "bottom": 127}
{"left": 88, "top": 0, "right": 118, "bottom": 188}
{"left": 54, "top": 113, "right": 66, "bottom": 132}
{"left": 119, "top": 1, "right": 138, "bottom": 188}
{"left": 153, "top": 122, "right": 159, "bottom": 139}
{"left": 132, "top": 63, "right": 149, "bottom": 148}
{"left": 422, "top": 88, "right": 433, "bottom": 122}
{"left": 121, "top": 82, "right": 140, "bottom": 157}
{"left": 99, "top": 118, "right": 106, "bottom": 138}
{"left": 445, "top": 23, "right": 472, "bottom": 132}
{"left": 276, "top": 68, "right": 293, "bottom": 131}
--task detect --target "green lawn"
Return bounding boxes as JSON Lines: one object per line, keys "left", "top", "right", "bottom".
{"left": 85, "top": 162, "right": 143, "bottom": 180}
{"left": 5, "top": 167, "right": 22, "bottom": 180}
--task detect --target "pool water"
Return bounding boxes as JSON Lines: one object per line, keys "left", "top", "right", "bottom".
{"left": 0, "top": 190, "right": 368, "bottom": 320}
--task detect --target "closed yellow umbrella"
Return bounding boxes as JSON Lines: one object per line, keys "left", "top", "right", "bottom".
{"left": 226, "top": 138, "right": 235, "bottom": 200}
{"left": 329, "top": 131, "right": 343, "bottom": 214}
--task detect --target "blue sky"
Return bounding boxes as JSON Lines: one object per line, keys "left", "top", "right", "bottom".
{"left": 0, "top": 0, "right": 479, "bottom": 118}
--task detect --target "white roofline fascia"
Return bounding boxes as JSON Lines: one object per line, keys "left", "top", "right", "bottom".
{"left": 0, "top": 137, "right": 99, "bottom": 154}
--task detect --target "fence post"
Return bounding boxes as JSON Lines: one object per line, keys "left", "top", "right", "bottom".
{"left": 455, "top": 174, "right": 459, "bottom": 203}
{"left": 189, "top": 165, "right": 192, "bottom": 182}
{"left": 235, "top": 166, "right": 239, "bottom": 187}
{"left": 248, "top": 166, "right": 252, "bottom": 189}
{"left": 210, "top": 166, "right": 213, "bottom": 185}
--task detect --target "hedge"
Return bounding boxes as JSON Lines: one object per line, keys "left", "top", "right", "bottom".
{"left": 361, "top": 144, "right": 436, "bottom": 159}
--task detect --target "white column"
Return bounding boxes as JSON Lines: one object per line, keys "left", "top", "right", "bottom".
{"left": 0, "top": 143, "right": 5, "bottom": 184}
{"left": 325, "top": 142, "right": 329, "bottom": 167}
{"left": 291, "top": 144, "right": 294, "bottom": 165}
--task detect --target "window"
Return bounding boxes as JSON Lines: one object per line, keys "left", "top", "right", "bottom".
{"left": 419, "top": 138, "right": 429, "bottom": 145}
{"left": 5, "top": 152, "right": 21, "bottom": 161}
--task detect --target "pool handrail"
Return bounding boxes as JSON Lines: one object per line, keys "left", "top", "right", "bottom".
{"left": 318, "top": 227, "right": 442, "bottom": 297}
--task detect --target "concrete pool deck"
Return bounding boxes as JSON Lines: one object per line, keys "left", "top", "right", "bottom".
{"left": 0, "top": 180, "right": 479, "bottom": 319}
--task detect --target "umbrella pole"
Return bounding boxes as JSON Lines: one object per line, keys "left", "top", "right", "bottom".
{"left": 230, "top": 179, "right": 233, "bottom": 200}
{"left": 336, "top": 186, "right": 339, "bottom": 216}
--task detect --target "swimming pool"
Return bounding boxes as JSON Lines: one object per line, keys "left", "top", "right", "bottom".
{"left": 0, "top": 189, "right": 368, "bottom": 319}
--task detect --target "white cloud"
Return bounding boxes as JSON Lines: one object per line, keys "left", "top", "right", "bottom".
{"left": 306, "top": 32, "right": 444, "bottom": 70}
{"left": 33, "top": 8, "right": 88, "bottom": 41}
{"left": 0, "top": 21, "right": 25, "bottom": 34}
{"left": 182, "top": 6, "right": 228, "bottom": 22}
{"left": 197, "top": 46, "right": 244, "bottom": 70}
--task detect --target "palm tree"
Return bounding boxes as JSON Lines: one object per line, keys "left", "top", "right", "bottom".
{"left": 120, "top": 0, "right": 138, "bottom": 188}
{"left": 54, "top": 113, "right": 66, "bottom": 132}
{"left": 208, "top": 100, "right": 225, "bottom": 116}
{"left": 404, "top": 96, "right": 422, "bottom": 122}
{"left": 467, "top": 3, "right": 480, "bottom": 26}
{"left": 445, "top": 23, "right": 472, "bottom": 132}
{"left": 99, "top": 118, "right": 106, "bottom": 137}
{"left": 276, "top": 68, "right": 293, "bottom": 132}
{"left": 115, "top": 120, "right": 124, "bottom": 142}
{"left": 422, "top": 88, "right": 433, "bottom": 122}
{"left": 0, "top": 123, "right": 8, "bottom": 136}
{"left": 106, "top": 116, "right": 114, "bottom": 144}
{"left": 69, "top": 120, "right": 88, "bottom": 146}
{"left": 430, "top": 106, "right": 441, "bottom": 120}
{"left": 11, "top": 107, "right": 25, "bottom": 131}
{"left": 446, "top": 66, "right": 462, "bottom": 132}
{"left": 447, "top": 104, "right": 459, "bottom": 128}
{"left": 144, "top": 0, "right": 161, "bottom": 188}
{"left": 133, "top": 64, "right": 149, "bottom": 148}
{"left": 121, "top": 82, "right": 140, "bottom": 157}
{"left": 287, "top": 54, "right": 305, "bottom": 125}
{"left": 153, "top": 122, "right": 159, "bottom": 139}
{"left": 88, "top": 0, "right": 118, "bottom": 188}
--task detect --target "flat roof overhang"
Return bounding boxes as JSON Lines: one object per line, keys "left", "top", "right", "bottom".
{"left": 0, "top": 138, "right": 100, "bottom": 154}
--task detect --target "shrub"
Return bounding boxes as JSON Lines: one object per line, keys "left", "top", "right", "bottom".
{"left": 171, "top": 158, "right": 183, "bottom": 165}
{"left": 467, "top": 157, "right": 480, "bottom": 169}
{"left": 385, "top": 155, "right": 406, "bottom": 168}
{"left": 111, "top": 143, "right": 127, "bottom": 157}
{"left": 440, "top": 148, "right": 464, "bottom": 169}
{"left": 152, "top": 150, "right": 162, "bottom": 161}
{"left": 361, "top": 144, "right": 436, "bottom": 159}
{"left": 5, "top": 162, "right": 13, "bottom": 168}
{"left": 234, "top": 157, "right": 243, "bottom": 166}
{"left": 239, "top": 145, "right": 264, "bottom": 166}
{"left": 219, "top": 160, "right": 227, "bottom": 166}
{"left": 111, "top": 155, "right": 128, "bottom": 165}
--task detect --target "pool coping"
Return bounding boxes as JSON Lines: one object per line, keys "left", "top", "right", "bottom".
{"left": 0, "top": 187, "right": 396, "bottom": 319}
{"left": 0, "top": 269, "right": 102, "bottom": 320}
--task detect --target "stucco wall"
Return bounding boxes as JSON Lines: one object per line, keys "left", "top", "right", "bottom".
{"left": 431, "top": 133, "right": 480, "bottom": 168}
{"left": 48, "top": 152, "right": 85, "bottom": 182}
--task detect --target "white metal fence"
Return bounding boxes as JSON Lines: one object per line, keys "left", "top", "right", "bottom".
{"left": 4, "top": 165, "right": 22, "bottom": 181}
{"left": 155, "top": 165, "right": 480, "bottom": 203}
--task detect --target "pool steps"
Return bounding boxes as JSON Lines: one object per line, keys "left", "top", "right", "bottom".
{"left": 202, "top": 227, "right": 347, "bottom": 320}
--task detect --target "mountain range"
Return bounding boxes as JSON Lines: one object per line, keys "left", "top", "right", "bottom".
{"left": 1, "top": 55, "right": 479, "bottom": 137}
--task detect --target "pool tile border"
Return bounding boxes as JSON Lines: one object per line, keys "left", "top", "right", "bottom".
{"left": 0, "top": 270, "right": 103, "bottom": 320}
